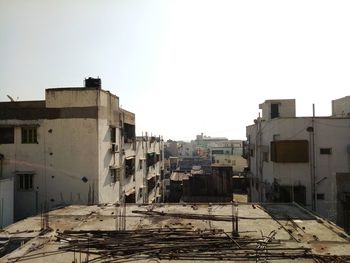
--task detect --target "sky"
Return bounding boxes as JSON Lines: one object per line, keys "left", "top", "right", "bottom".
{"left": 1, "top": 0, "right": 350, "bottom": 141}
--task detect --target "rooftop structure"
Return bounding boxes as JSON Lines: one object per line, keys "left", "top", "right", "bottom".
{"left": 1, "top": 203, "right": 349, "bottom": 262}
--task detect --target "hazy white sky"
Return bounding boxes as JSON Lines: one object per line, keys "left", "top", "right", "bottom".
{"left": 1, "top": 0, "right": 350, "bottom": 141}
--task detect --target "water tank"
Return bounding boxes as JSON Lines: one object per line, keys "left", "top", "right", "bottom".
{"left": 84, "top": 77, "right": 101, "bottom": 88}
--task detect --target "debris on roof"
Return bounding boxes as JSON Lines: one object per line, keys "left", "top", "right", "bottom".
{"left": 1, "top": 203, "right": 350, "bottom": 262}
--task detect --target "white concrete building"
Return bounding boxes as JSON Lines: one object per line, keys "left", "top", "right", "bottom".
{"left": 0, "top": 78, "right": 164, "bottom": 221}
{"left": 123, "top": 135, "right": 164, "bottom": 204}
{"left": 246, "top": 97, "right": 350, "bottom": 232}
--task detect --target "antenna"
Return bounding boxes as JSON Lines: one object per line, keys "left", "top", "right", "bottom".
{"left": 7, "top": 95, "right": 15, "bottom": 102}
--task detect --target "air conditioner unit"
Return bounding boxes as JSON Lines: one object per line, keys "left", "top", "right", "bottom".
{"left": 111, "top": 143, "right": 118, "bottom": 153}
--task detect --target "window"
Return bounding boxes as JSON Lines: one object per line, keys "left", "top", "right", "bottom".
{"left": 250, "top": 149, "right": 254, "bottom": 157}
{"left": 147, "top": 177, "right": 156, "bottom": 193}
{"left": 110, "top": 167, "right": 120, "bottom": 183}
{"left": 147, "top": 153, "right": 156, "bottom": 167}
{"left": 139, "top": 159, "right": 143, "bottom": 170}
{"left": 212, "top": 150, "right": 224, "bottom": 155}
{"left": 317, "top": 193, "right": 325, "bottom": 200}
{"left": 21, "top": 127, "right": 37, "bottom": 144}
{"left": 18, "top": 174, "right": 34, "bottom": 190}
{"left": 270, "top": 140, "right": 308, "bottom": 163}
{"left": 271, "top": 103, "right": 280, "bottom": 119}
{"left": 139, "top": 188, "right": 143, "bottom": 198}
{"left": 123, "top": 123, "right": 135, "bottom": 143}
{"left": 0, "top": 127, "right": 14, "bottom": 144}
{"left": 320, "top": 148, "right": 332, "bottom": 155}
{"left": 125, "top": 158, "right": 135, "bottom": 177}
{"left": 110, "top": 127, "right": 116, "bottom": 143}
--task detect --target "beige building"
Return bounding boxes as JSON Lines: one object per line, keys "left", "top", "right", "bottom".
{"left": 0, "top": 78, "right": 164, "bottom": 221}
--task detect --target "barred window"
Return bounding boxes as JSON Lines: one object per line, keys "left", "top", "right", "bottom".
{"left": 18, "top": 174, "right": 34, "bottom": 190}
{"left": 22, "top": 127, "right": 37, "bottom": 144}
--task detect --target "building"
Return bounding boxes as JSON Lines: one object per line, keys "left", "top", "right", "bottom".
{"left": 192, "top": 133, "right": 228, "bottom": 158}
{"left": 0, "top": 78, "right": 164, "bottom": 221}
{"left": 164, "top": 140, "right": 179, "bottom": 158}
{"left": 1, "top": 203, "right": 350, "bottom": 262}
{"left": 178, "top": 141, "right": 194, "bottom": 157}
{"left": 121, "top": 135, "right": 164, "bottom": 204}
{"left": 246, "top": 97, "right": 350, "bottom": 232}
{"left": 210, "top": 140, "right": 247, "bottom": 173}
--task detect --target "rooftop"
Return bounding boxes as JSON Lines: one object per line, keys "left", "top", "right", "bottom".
{"left": 1, "top": 203, "right": 350, "bottom": 262}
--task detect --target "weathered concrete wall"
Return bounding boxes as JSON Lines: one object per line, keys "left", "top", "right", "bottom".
{"left": 332, "top": 96, "right": 350, "bottom": 116}
{"left": 0, "top": 177, "right": 14, "bottom": 227}
{"left": 46, "top": 89, "right": 99, "bottom": 108}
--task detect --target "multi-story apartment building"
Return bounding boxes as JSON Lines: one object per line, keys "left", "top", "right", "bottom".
{"left": 123, "top": 135, "right": 164, "bottom": 204}
{"left": 0, "top": 78, "right": 164, "bottom": 221}
{"left": 246, "top": 97, "right": 350, "bottom": 231}
{"left": 210, "top": 140, "right": 247, "bottom": 173}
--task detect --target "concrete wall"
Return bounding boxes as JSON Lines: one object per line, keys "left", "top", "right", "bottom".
{"left": 97, "top": 90, "right": 120, "bottom": 204}
{"left": 0, "top": 177, "right": 14, "bottom": 228}
{"left": 46, "top": 89, "right": 99, "bottom": 107}
{"left": 45, "top": 119, "right": 99, "bottom": 206}
{"left": 332, "top": 96, "right": 350, "bottom": 117}
{"left": 0, "top": 119, "right": 100, "bottom": 220}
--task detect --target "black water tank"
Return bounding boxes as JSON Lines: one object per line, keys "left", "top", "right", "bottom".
{"left": 84, "top": 77, "right": 101, "bottom": 88}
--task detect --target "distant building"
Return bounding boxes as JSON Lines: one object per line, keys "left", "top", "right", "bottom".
{"left": 0, "top": 78, "right": 164, "bottom": 221}
{"left": 246, "top": 97, "right": 350, "bottom": 232}
{"left": 210, "top": 140, "right": 247, "bottom": 173}
{"left": 178, "top": 141, "right": 194, "bottom": 157}
{"left": 192, "top": 133, "right": 228, "bottom": 158}
{"left": 164, "top": 140, "right": 179, "bottom": 158}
